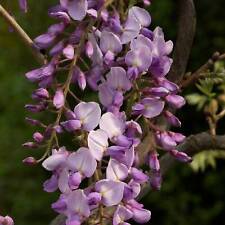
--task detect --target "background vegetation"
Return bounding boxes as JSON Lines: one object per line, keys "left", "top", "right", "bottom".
{"left": 0, "top": 0, "right": 225, "bottom": 224}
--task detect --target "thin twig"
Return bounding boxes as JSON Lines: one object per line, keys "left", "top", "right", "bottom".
{"left": 0, "top": 4, "right": 46, "bottom": 64}
{"left": 180, "top": 52, "right": 224, "bottom": 88}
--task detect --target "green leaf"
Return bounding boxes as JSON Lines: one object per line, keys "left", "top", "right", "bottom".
{"left": 185, "top": 93, "right": 208, "bottom": 110}
{"left": 190, "top": 150, "right": 225, "bottom": 172}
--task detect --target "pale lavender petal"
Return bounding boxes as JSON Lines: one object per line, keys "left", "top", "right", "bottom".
{"left": 113, "top": 205, "right": 133, "bottom": 225}
{"left": 100, "top": 31, "right": 122, "bottom": 54}
{"left": 106, "top": 159, "right": 128, "bottom": 181}
{"left": 98, "top": 83, "right": 115, "bottom": 107}
{"left": 88, "top": 129, "right": 109, "bottom": 161}
{"left": 125, "top": 48, "right": 152, "bottom": 71}
{"left": 43, "top": 174, "right": 58, "bottom": 192}
{"left": 42, "top": 152, "right": 67, "bottom": 171}
{"left": 74, "top": 102, "right": 101, "bottom": 131}
{"left": 67, "top": 147, "right": 97, "bottom": 177}
{"left": 67, "top": 0, "right": 88, "bottom": 21}
{"left": 88, "top": 33, "right": 103, "bottom": 66}
{"left": 140, "top": 98, "right": 165, "bottom": 118}
{"left": 130, "top": 35, "right": 152, "bottom": 51}
{"left": 58, "top": 168, "right": 70, "bottom": 193}
{"left": 87, "top": 9, "right": 97, "bottom": 18}
{"left": 128, "top": 6, "right": 151, "bottom": 27}
{"left": 67, "top": 190, "right": 90, "bottom": 218}
{"left": 121, "top": 17, "right": 141, "bottom": 44}
{"left": 106, "top": 67, "right": 132, "bottom": 91}
{"left": 132, "top": 208, "right": 151, "bottom": 223}
{"left": 95, "top": 179, "right": 124, "bottom": 206}
{"left": 100, "top": 112, "right": 125, "bottom": 139}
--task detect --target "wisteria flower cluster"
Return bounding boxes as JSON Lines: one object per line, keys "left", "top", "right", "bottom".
{"left": 22, "top": 0, "right": 191, "bottom": 224}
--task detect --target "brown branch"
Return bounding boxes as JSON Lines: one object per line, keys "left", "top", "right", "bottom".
{"left": 168, "top": 0, "right": 196, "bottom": 83}
{"left": 180, "top": 52, "right": 225, "bottom": 88}
{"left": 0, "top": 4, "right": 46, "bottom": 65}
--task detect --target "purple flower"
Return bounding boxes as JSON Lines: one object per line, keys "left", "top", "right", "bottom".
{"left": 62, "top": 0, "right": 88, "bottom": 21}
{"left": 67, "top": 190, "right": 90, "bottom": 219}
{"left": 106, "top": 67, "right": 132, "bottom": 92}
{"left": 128, "top": 6, "right": 151, "bottom": 27}
{"left": 95, "top": 179, "right": 124, "bottom": 206}
{"left": 62, "top": 102, "right": 101, "bottom": 132}
{"left": 126, "top": 200, "right": 151, "bottom": 224}
{"left": 100, "top": 112, "right": 125, "bottom": 139}
{"left": 132, "top": 98, "right": 165, "bottom": 118}
{"left": 106, "top": 159, "right": 128, "bottom": 181}
{"left": 120, "top": 15, "right": 141, "bottom": 44}
{"left": 42, "top": 147, "right": 69, "bottom": 171}
{"left": 43, "top": 174, "right": 58, "bottom": 192}
{"left": 113, "top": 205, "right": 133, "bottom": 225}
{"left": 67, "top": 147, "right": 97, "bottom": 177}
{"left": 88, "top": 129, "right": 108, "bottom": 161}
{"left": 100, "top": 31, "right": 122, "bottom": 61}
{"left": 126, "top": 35, "right": 152, "bottom": 73}
{"left": 74, "top": 102, "right": 101, "bottom": 131}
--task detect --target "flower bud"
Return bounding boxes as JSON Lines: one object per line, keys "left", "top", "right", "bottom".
{"left": 150, "top": 171, "right": 162, "bottom": 190}
{"left": 25, "top": 117, "right": 42, "bottom": 126}
{"left": 0, "top": 215, "right": 14, "bottom": 225}
{"left": 88, "top": 192, "right": 102, "bottom": 206}
{"left": 51, "top": 196, "right": 67, "bottom": 214}
{"left": 170, "top": 150, "right": 192, "bottom": 163}
{"left": 25, "top": 103, "right": 46, "bottom": 113}
{"left": 22, "top": 157, "right": 37, "bottom": 165}
{"left": 164, "top": 111, "right": 181, "bottom": 127}
{"left": 33, "top": 132, "right": 44, "bottom": 143}
{"left": 34, "top": 33, "right": 56, "bottom": 49}
{"left": 165, "top": 94, "right": 186, "bottom": 109}
{"left": 32, "top": 88, "right": 49, "bottom": 100}
{"left": 61, "top": 120, "right": 81, "bottom": 132}
{"left": 53, "top": 89, "right": 65, "bottom": 109}
{"left": 149, "top": 151, "right": 160, "bottom": 171}
{"left": 130, "top": 167, "right": 149, "bottom": 184}
{"left": 68, "top": 172, "right": 82, "bottom": 190}
{"left": 85, "top": 41, "right": 94, "bottom": 58}
{"left": 63, "top": 44, "right": 74, "bottom": 60}
{"left": 22, "top": 142, "right": 38, "bottom": 149}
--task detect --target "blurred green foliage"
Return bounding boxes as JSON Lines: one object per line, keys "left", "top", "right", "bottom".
{"left": 0, "top": 0, "right": 225, "bottom": 225}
